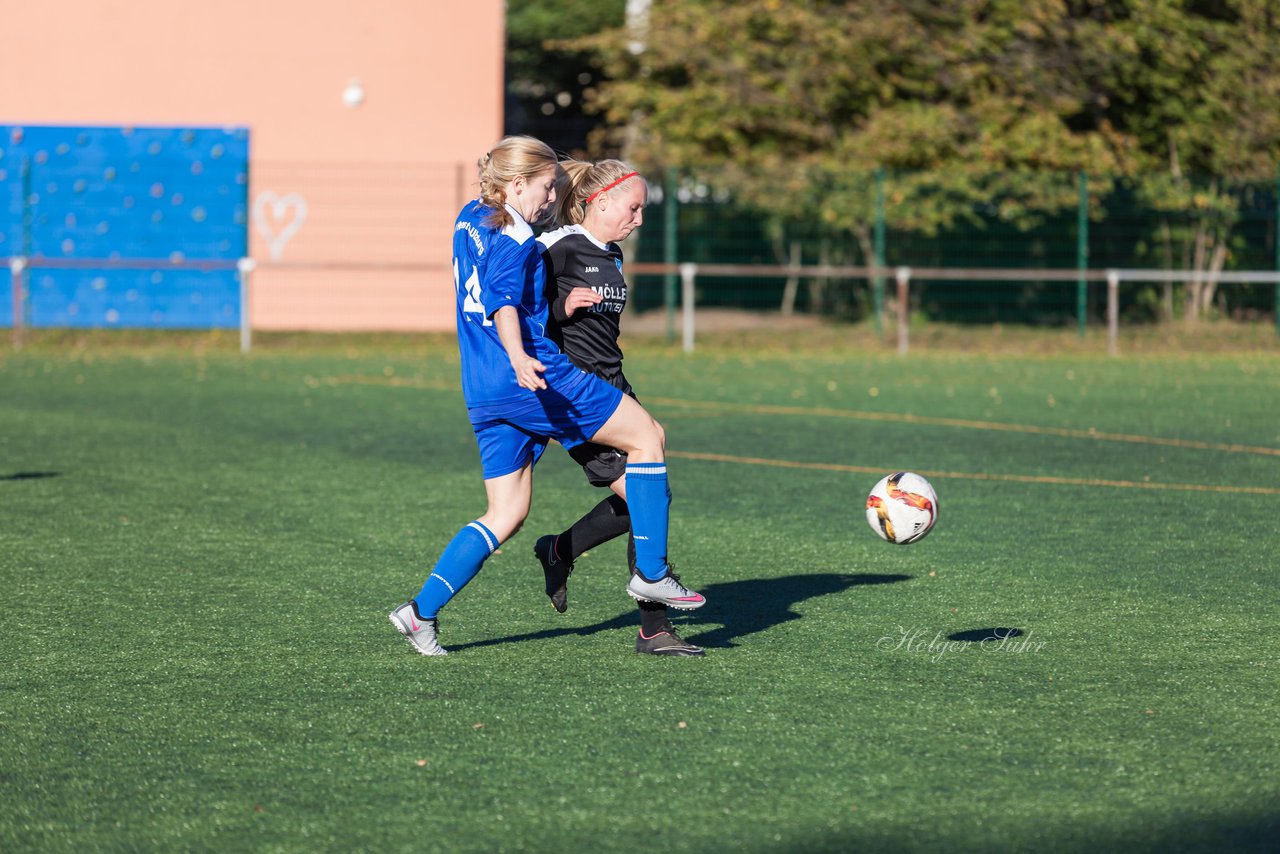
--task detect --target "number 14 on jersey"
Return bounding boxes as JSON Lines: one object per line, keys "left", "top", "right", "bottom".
{"left": 455, "top": 258, "right": 491, "bottom": 326}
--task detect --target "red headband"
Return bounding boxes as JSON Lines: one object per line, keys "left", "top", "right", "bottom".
{"left": 583, "top": 171, "right": 640, "bottom": 205}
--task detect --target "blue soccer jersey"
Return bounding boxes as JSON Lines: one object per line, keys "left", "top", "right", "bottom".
{"left": 452, "top": 200, "right": 571, "bottom": 408}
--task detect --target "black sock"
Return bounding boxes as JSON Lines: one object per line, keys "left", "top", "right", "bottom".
{"left": 639, "top": 601, "right": 671, "bottom": 635}
{"left": 558, "top": 494, "right": 630, "bottom": 562}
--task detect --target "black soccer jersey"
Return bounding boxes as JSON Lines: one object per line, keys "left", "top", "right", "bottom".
{"left": 537, "top": 224, "right": 631, "bottom": 392}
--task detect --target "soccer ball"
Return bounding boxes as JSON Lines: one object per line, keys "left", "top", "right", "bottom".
{"left": 865, "top": 472, "right": 938, "bottom": 544}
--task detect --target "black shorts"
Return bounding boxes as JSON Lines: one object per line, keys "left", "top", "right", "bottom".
{"left": 568, "top": 441, "right": 628, "bottom": 487}
{"left": 568, "top": 382, "right": 635, "bottom": 487}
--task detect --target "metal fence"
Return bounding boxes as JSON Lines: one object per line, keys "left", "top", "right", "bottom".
{"left": 630, "top": 262, "right": 1280, "bottom": 355}
{"left": 630, "top": 169, "right": 1280, "bottom": 331}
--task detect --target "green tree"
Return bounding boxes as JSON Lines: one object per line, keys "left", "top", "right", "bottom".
{"left": 572, "top": 0, "right": 1280, "bottom": 319}
{"left": 506, "top": 0, "right": 626, "bottom": 154}
{"left": 1098, "top": 0, "right": 1280, "bottom": 318}
{"left": 577, "top": 1, "right": 1133, "bottom": 264}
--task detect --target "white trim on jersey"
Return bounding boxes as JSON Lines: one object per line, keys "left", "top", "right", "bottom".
{"left": 538, "top": 223, "right": 611, "bottom": 252}
{"left": 502, "top": 203, "right": 535, "bottom": 245}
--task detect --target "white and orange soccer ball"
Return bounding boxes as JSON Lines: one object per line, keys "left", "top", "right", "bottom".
{"left": 865, "top": 472, "right": 938, "bottom": 544}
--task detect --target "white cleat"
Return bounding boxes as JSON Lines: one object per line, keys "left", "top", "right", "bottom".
{"left": 389, "top": 602, "right": 448, "bottom": 656}
{"left": 626, "top": 570, "right": 706, "bottom": 610}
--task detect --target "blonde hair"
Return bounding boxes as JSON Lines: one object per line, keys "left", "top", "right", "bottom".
{"left": 477, "top": 136, "right": 559, "bottom": 228}
{"left": 553, "top": 158, "right": 644, "bottom": 226}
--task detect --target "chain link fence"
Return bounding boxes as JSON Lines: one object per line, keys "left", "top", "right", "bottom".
{"left": 629, "top": 169, "right": 1280, "bottom": 333}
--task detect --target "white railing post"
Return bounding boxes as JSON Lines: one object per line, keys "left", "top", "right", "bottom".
{"left": 680, "top": 262, "right": 697, "bottom": 353}
{"left": 238, "top": 257, "right": 256, "bottom": 353}
{"left": 1106, "top": 269, "right": 1119, "bottom": 356}
{"left": 10, "top": 256, "right": 26, "bottom": 350}
{"left": 896, "top": 266, "right": 911, "bottom": 355}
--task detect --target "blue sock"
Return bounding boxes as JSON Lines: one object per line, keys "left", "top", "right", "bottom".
{"left": 626, "top": 462, "right": 670, "bottom": 581}
{"left": 412, "top": 521, "right": 498, "bottom": 618}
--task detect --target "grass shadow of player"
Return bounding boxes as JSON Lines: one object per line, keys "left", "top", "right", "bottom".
{"left": 448, "top": 572, "right": 911, "bottom": 653}
{"left": 947, "top": 628, "right": 1024, "bottom": 642}
{"left": 1, "top": 471, "right": 61, "bottom": 481}
{"left": 681, "top": 573, "right": 912, "bottom": 649}
{"left": 446, "top": 605, "right": 637, "bottom": 653}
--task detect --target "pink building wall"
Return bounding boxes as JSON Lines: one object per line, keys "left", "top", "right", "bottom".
{"left": 0, "top": 0, "right": 504, "bottom": 331}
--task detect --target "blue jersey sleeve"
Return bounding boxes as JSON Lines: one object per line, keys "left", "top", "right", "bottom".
{"left": 452, "top": 200, "right": 561, "bottom": 408}
{"left": 481, "top": 235, "right": 519, "bottom": 318}
{"left": 481, "top": 235, "right": 531, "bottom": 319}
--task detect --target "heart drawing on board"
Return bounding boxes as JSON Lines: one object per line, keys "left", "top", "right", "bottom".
{"left": 252, "top": 191, "right": 308, "bottom": 260}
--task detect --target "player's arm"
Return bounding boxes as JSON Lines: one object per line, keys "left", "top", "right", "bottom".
{"left": 492, "top": 305, "right": 546, "bottom": 391}
{"left": 485, "top": 239, "right": 546, "bottom": 390}
{"left": 549, "top": 285, "right": 601, "bottom": 322}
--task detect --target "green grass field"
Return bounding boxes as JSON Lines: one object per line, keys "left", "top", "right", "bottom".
{"left": 2, "top": 330, "right": 1278, "bottom": 852}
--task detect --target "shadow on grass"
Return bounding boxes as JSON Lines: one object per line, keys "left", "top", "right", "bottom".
{"left": 947, "top": 627, "right": 1024, "bottom": 642}
{"left": 785, "top": 808, "right": 1280, "bottom": 854}
{"left": 449, "top": 572, "right": 911, "bottom": 652}
{"left": 1, "top": 471, "right": 61, "bottom": 481}
{"left": 682, "top": 573, "right": 912, "bottom": 649}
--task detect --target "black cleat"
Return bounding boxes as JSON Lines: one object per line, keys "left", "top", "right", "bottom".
{"left": 534, "top": 535, "right": 573, "bottom": 613}
{"left": 635, "top": 624, "right": 706, "bottom": 657}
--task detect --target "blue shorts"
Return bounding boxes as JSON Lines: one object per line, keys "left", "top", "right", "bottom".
{"left": 468, "top": 369, "right": 625, "bottom": 480}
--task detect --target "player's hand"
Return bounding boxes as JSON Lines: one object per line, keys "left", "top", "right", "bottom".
{"left": 511, "top": 354, "right": 547, "bottom": 390}
{"left": 564, "top": 287, "right": 603, "bottom": 316}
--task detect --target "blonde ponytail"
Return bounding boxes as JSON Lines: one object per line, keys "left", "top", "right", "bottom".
{"left": 552, "top": 159, "right": 643, "bottom": 226}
